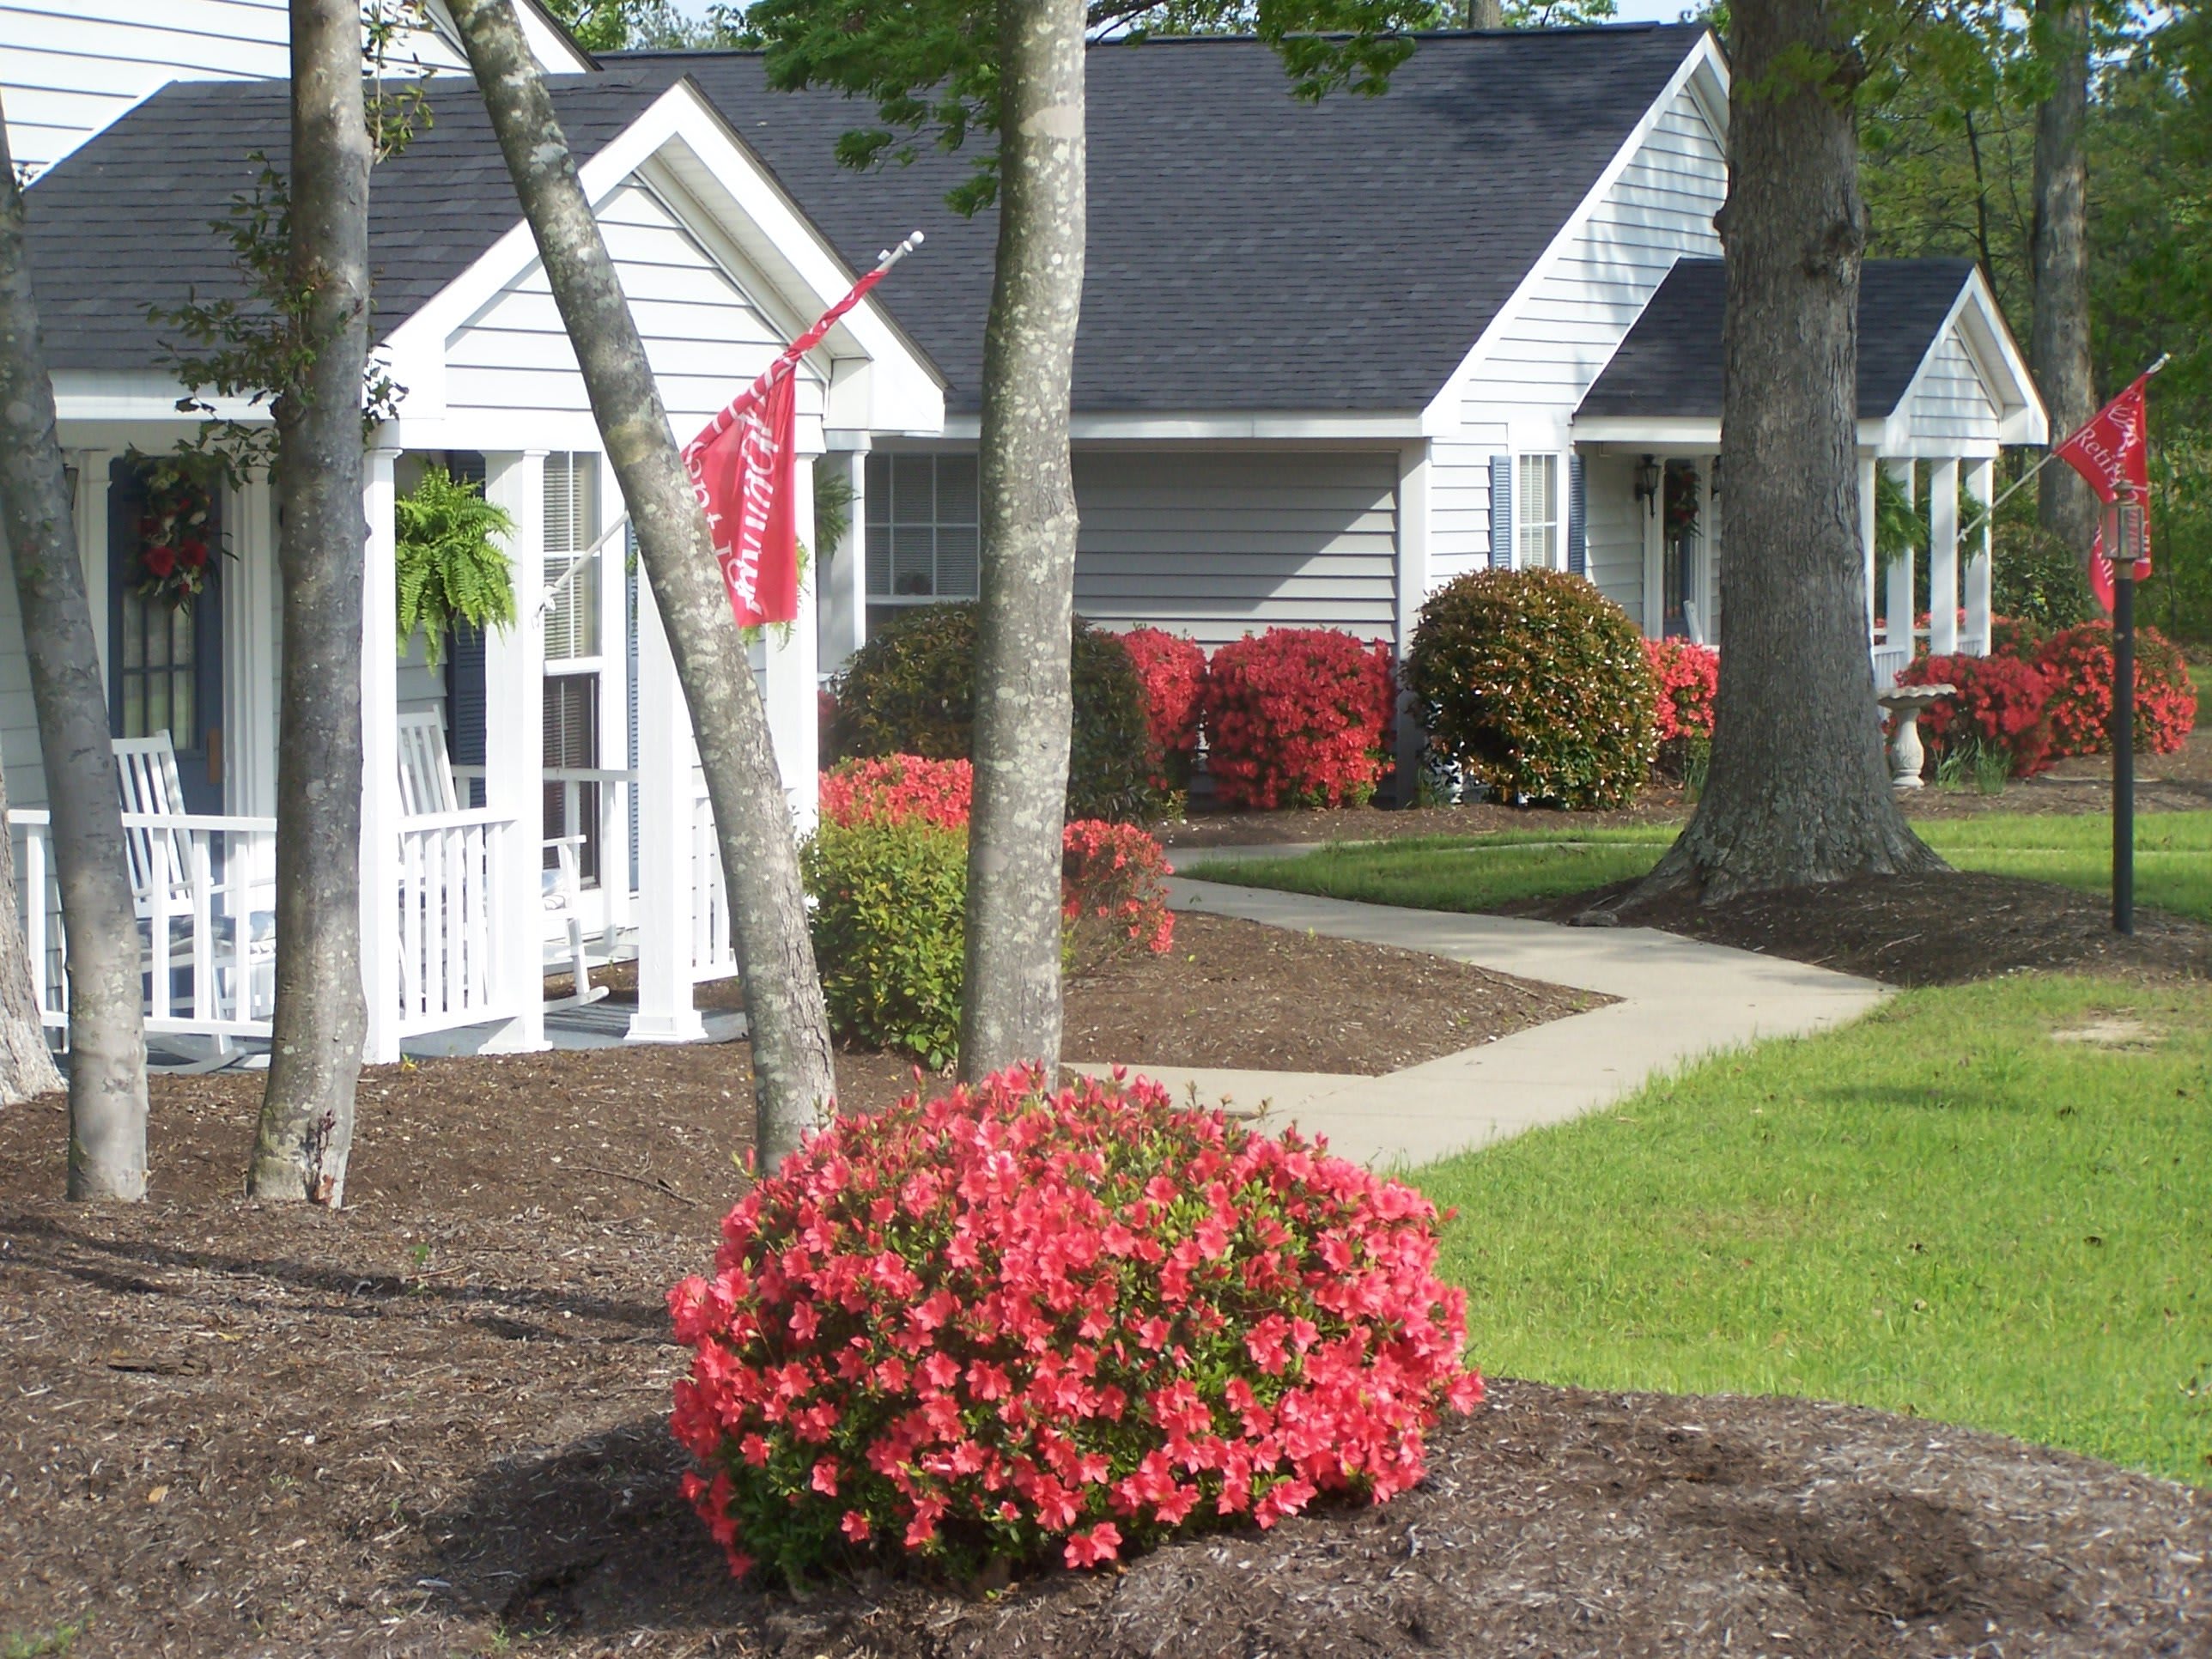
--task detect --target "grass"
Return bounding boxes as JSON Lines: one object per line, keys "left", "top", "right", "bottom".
{"left": 1413, "top": 975, "right": 2212, "bottom": 1485}
{"left": 1202, "top": 810, "right": 2212, "bottom": 923}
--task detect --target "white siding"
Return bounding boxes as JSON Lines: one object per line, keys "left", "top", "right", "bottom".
{"left": 1583, "top": 454, "right": 1643, "bottom": 621}
{"left": 1428, "top": 80, "right": 1727, "bottom": 584}
{"left": 446, "top": 179, "right": 820, "bottom": 432}
{"left": 0, "top": 0, "right": 465, "bottom": 173}
{"left": 1894, "top": 328, "right": 2002, "bottom": 449}
{"left": 1458, "top": 87, "right": 1727, "bottom": 422}
{"left": 0, "top": 530, "right": 44, "bottom": 811}
{"left": 1071, "top": 452, "right": 1400, "bottom": 647}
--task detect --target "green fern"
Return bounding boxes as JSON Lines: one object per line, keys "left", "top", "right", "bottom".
{"left": 395, "top": 467, "right": 517, "bottom": 667}
{"left": 1875, "top": 468, "right": 1929, "bottom": 561}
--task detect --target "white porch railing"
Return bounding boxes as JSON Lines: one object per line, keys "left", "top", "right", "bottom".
{"left": 394, "top": 807, "right": 512, "bottom": 1036}
{"left": 9, "top": 805, "right": 524, "bottom": 1048}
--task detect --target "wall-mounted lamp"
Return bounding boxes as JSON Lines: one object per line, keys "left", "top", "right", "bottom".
{"left": 1632, "top": 455, "right": 1662, "bottom": 511}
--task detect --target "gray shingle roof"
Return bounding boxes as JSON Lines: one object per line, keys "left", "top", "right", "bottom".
{"left": 623, "top": 27, "right": 1711, "bottom": 414}
{"left": 1576, "top": 255, "right": 1978, "bottom": 421}
{"left": 22, "top": 69, "right": 673, "bottom": 372}
{"left": 27, "top": 26, "right": 1711, "bottom": 412}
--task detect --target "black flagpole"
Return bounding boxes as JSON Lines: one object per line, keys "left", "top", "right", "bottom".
{"left": 2112, "top": 503, "right": 2136, "bottom": 936}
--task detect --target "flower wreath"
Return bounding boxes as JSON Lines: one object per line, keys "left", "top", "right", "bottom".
{"left": 133, "top": 455, "right": 222, "bottom": 607}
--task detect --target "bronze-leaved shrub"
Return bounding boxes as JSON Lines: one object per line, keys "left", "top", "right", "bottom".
{"left": 1405, "top": 568, "right": 1657, "bottom": 809}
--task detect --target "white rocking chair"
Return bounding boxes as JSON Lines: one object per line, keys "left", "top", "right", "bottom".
{"left": 395, "top": 710, "right": 602, "bottom": 1010}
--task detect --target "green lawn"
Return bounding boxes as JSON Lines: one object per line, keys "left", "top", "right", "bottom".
{"left": 1202, "top": 810, "right": 2212, "bottom": 923}
{"left": 1414, "top": 975, "right": 2212, "bottom": 1485}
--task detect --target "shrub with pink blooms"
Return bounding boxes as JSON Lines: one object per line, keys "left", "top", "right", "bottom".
{"left": 818, "top": 754, "right": 975, "bottom": 832}
{"left": 1119, "top": 627, "right": 1209, "bottom": 798}
{"left": 669, "top": 1067, "right": 1483, "bottom": 1583}
{"left": 1644, "top": 638, "right": 1718, "bottom": 744}
{"left": 1203, "top": 628, "right": 1398, "bottom": 810}
{"left": 1061, "top": 819, "right": 1176, "bottom": 973}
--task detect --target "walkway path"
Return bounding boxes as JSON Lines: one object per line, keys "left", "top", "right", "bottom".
{"left": 1076, "top": 851, "right": 1888, "bottom": 1171}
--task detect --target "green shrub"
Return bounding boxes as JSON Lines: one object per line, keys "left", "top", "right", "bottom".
{"left": 1404, "top": 568, "right": 1656, "bottom": 810}
{"left": 1991, "top": 520, "right": 2098, "bottom": 631}
{"left": 828, "top": 603, "right": 1160, "bottom": 822}
{"left": 800, "top": 818, "right": 967, "bottom": 1067}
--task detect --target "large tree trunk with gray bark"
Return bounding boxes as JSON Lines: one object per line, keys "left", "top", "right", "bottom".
{"left": 957, "top": 0, "right": 1087, "bottom": 1082}
{"left": 2032, "top": 0, "right": 2098, "bottom": 552}
{"left": 1638, "top": 0, "right": 1942, "bottom": 903}
{"left": 0, "top": 95, "right": 149, "bottom": 1191}
{"left": 0, "top": 758, "right": 64, "bottom": 1105}
{"left": 449, "top": 0, "right": 836, "bottom": 1169}
{"left": 247, "top": 0, "right": 372, "bottom": 1205}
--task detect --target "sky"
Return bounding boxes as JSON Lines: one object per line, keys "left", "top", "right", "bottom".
{"left": 666, "top": 0, "right": 1705, "bottom": 26}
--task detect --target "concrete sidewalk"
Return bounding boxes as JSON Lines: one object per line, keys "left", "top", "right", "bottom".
{"left": 1071, "top": 860, "right": 1888, "bottom": 1171}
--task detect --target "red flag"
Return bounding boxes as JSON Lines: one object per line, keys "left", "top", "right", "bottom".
{"left": 2052, "top": 374, "right": 2152, "bottom": 611}
{"left": 683, "top": 234, "right": 919, "bottom": 629}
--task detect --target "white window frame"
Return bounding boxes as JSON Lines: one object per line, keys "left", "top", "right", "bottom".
{"left": 1517, "top": 452, "right": 1561, "bottom": 571}
{"left": 865, "top": 452, "right": 981, "bottom": 608}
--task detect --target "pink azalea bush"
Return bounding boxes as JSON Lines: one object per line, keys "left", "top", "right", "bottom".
{"left": 1062, "top": 819, "right": 1176, "bottom": 969}
{"left": 818, "top": 754, "right": 975, "bottom": 832}
{"left": 670, "top": 1067, "right": 1483, "bottom": 1583}
{"left": 1204, "top": 629, "right": 1398, "bottom": 810}
{"left": 1644, "top": 638, "right": 1718, "bottom": 744}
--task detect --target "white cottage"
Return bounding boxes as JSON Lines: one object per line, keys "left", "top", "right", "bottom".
{"left": 1, "top": 16, "right": 2046, "bottom": 1060}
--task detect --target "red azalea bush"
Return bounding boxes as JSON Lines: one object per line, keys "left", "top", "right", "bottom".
{"left": 1062, "top": 819, "right": 1176, "bottom": 968}
{"left": 1203, "top": 629, "right": 1397, "bottom": 810}
{"left": 820, "top": 755, "right": 975, "bottom": 832}
{"left": 1644, "top": 638, "right": 1718, "bottom": 744}
{"left": 670, "top": 1067, "right": 1483, "bottom": 1583}
{"left": 1898, "top": 652, "right": 2057, "bottom": 779}
{"left": 1119, "top": 629, "right": 1209, "bottom": 795}
{"left": 2035, "top": 622, "right": 2198, "bottom": 758}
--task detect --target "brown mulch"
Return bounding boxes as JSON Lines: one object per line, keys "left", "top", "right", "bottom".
{"left": 1159, "top": 726, "right": 2212, "bottom": 845}
{"left": 2, "top": 1069, "right": 2205, "bottom": 1659}
{"left": 1060, "top": 913, "right": 1594, "bottom": 1074}
{"left": 586, "top": 911, "right": 1587, "bottom": 1080}
{"left": 1515, "top": 869, "right": 2212, "bottom": 987}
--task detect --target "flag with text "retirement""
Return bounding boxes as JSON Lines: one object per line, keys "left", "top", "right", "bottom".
{"left": 2052, "top": 372, "right": 2153, "bottom": 611}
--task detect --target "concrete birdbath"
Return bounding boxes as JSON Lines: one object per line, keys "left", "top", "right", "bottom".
{"left": 1877, "top": 684, "right": 1954, "bottom": 790}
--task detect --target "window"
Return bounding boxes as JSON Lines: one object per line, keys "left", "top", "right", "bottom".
{"left": 544, "top": 673, "right": 600, "bottom": 886}
{"left": 865, "top": 453, "right": 979, "bottom": 623}
{"left": 1516, "top": 453, "right": 1559, "bottom": 569}
{"left": 543, "top": 452, "right": 599, "bottom": 662}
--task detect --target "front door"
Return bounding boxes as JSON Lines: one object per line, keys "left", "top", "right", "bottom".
{"left": 108, "top": 458, "right": 225, "bottom": 812}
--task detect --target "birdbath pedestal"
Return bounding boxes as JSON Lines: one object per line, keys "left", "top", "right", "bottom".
{"left": 1877, "top": 684, "right": 1954, "bottom": 791}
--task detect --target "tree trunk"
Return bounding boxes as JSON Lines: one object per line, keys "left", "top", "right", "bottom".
{"left": 1639, "top": 0, "right": 1942, "bottom": 903}
{"left": 247, "top": 0, "right": 372, "bottom": 1205}
{"left": 1468, "top": 0, "right": 1504, "bottom": 27}
{"left": 448, "top": 0, "right": 836, "bottom": 1170}
{"left": 957, "top": 0, "right": 1088, "bottom": 1083}
{"left": 2032, "top": 0, "right": 2097, "bottom": 552}
{"left": 0, "top": 94, "right": 149, "bottom": 1194}
{"left": 0, "top": 757, "right": 64, "bottom": 1104}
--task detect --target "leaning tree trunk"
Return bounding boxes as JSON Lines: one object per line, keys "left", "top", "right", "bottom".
{"left": 0, "top": 758, "right": 64, "bottom": 1104}
{"left": 449, "top": 0, "right": 836, "bottom": 1169}
{"left": 2032, "top": 0, "right": 2098, "bottom": 553}
{"left": 1639, "top": 0, "right": 1942, "bottom": 902}
{"left": 247, "top": 0, "right": 372, "bottom": 1205}
{"left": 957, "top": 0, "right": 1088, "bottom": 1083}
{"left": 0, "top": 96, "right": 149, "bottom": 1193}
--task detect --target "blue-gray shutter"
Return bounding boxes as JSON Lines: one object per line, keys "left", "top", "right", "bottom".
{"left": 1567, "top": 454, "right": 1587, "bottom": 576}
{"left": 443, "top": 452, "right": 489, "bottom": 807}
{"left": 1489, "top": 455, "right": 1513, "bottom": 569}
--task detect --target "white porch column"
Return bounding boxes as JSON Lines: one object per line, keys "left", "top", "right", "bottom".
{"left": 1858, "top": 455, "right": 1880, "bottom": 640}
{"left": 360, "top": 444, "right": 403, "bottom": 1065}
{"left": 1929, "top": 458, "right": 1960, "bottom": 657}
{"left": 1883, "top": 459, "right": 1917, "bottom": 654}
{"left": 1394, "top": 441, "right": 1431, "bottom": 793}
{"left": 766, "top": 443, "right": 821, "bottom": 834}
{"left": 478, "top": 451, "right": 548, "bottom": 1054}
{"left": 822, "top": 441, "right": 869, "bottom": 671}
{"left": 1640, "top": 457, "right": 1664, "bottom": 639}
{"left": 76, "top": 452, "right": 112, "bottom": 682}
{"left": 1965, "top": 457, "right": 1995, "bottom": 654}
{"left": 629, "top": 579, "right": 704, "bottom": 1043}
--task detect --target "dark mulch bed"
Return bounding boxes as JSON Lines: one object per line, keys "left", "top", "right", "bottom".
{"left": 1515, "top": 869, "right": 2212, "bottom": 987}
{"left": 3, "top": 1071, "right": 2204, "bottom": 1659}
{"left": 1158, "top": 726, "right": 2212, "bottom": 844}
{"left": 1061, "top": 913, "right": 1595, "bottom": 1073}
{"left": 589, "top": 911, "right": 1584, "bottom": 1079}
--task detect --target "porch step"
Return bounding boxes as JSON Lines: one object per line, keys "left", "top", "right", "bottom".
{"left": 545, "top": 997, "right": 748, "bottom": 1050}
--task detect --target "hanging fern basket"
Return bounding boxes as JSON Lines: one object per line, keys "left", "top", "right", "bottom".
{"left": 395, "top": 466, "right": 518, "bottom": 667}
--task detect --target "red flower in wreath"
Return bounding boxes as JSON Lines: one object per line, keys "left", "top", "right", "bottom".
{"left": 130, "top": 455, "right": 222, "bottom": 606}
{"left": 143, "top": 544, "right": 177, "bottom": 579}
